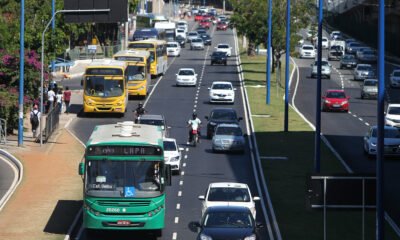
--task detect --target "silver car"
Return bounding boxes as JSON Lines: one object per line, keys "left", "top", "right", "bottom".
{"left": 390, "top": 69, "right": 400, "bottom": 88}
{"left": 310, "top": 58, "right": 331, "bottom": 79}
{"left": 353, "top": 64, "right": 375, "bottom": 81}
{"left": 361, "top": 79, "right": 378, "bottom": 99}
{"left": 364, "top": 125, "right": 400, "bottom": 157}
{"left": 187, "top": 31, "right": 199, "bottom": 42}
{"left": 212, "top": 123, "right": 245, "bottom": 153}
{"left": 190, "top": 38, "right": 205, "bottom": 50}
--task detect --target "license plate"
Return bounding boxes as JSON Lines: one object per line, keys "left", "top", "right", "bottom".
{"left": 347, "top": 64, "right": 351, "bottom": 67}
{"left": 333, "top": 104, "right": 340, "bottom": 107}
{"left": 117, "top": 220, "right": 131, "bottom": 225}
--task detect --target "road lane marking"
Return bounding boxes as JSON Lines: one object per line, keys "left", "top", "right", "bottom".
{"left": 179, "top": 180, "right": 183, "bottom": 185}
{"left": 175, "top": 217, "right": 179, "bottom": 223}
{"left": 172, "top": 232, "right": 177, "bottom": 240}
{"left": 176, "top": 203, "right": 180, "bottom": 209}
{"left": 178, "top": 191, "right": 182, "bottom": 196}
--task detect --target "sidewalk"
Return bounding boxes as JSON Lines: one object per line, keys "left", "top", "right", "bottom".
{"left": 0, "top": 94, "right": 84, "bottom": 240}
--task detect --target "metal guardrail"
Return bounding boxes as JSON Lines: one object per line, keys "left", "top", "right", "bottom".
{"left": 40, "top": 105, "right": 60, "bottom": 143}
{"left": 0, "top": 118, "right": 6, "bottom": 144}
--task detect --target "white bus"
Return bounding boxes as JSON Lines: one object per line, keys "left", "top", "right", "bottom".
{"left": 154, "top": 21, "right": 176, "bottom": 42}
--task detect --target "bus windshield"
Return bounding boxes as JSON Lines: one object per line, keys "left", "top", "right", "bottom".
{"left": 84, "top": 76, "right": 124, "bottom": 97}
{"left": 86, "top": 160, "right": 162, "bottom": 198}
{"left": 126, "top": 65, "right": 145, "bottom": 81}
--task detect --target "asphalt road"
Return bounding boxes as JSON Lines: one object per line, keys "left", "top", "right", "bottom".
{"left": 292, "top": 33, "right": 400, "bottom": 231}
{"left": 69, "top": 21, "right": 269, "bottom": 240}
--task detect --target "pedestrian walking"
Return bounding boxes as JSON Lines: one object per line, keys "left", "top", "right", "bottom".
{"left": 56, "top": 88, "right": 63, "bottom": 114}
{"left": 47, "top": 87, "right": 56, "bottom": 113}
{"left": 63, "top": 86, "right": 72, "bottom": 114}
{"left": 30, "top": 104, "right": 41, "bottom": 138}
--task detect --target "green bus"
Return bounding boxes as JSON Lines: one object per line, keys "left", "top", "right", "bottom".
{"left": 79, "top": 122, "right": 172, "bottom": 235}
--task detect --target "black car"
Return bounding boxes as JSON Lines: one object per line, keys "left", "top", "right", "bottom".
{"left": 175, "top": 35, "right": 186, "bottom": 48}
{"left": 195, "top": 206, "right": 263, "bottom": 240}
{"left": 205, "top": 108, "right": 242, "bottom": 138}
{"left": 340, "top": 54, "right": 357, "bottom": 69}
{"left": 200, "top": 34, "right": 212, "bottom": 46}
{"left": 197, "top": 28, "right": 207, "bottom": 35}
{"left": 210, "top": 51, "right": 228, "bottom": 66}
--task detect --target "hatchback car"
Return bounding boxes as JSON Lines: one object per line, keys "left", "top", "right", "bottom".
{"left": 353, "top": 64, "right": 375, "bottom": 81}
{"left": 190, "top": 38, "right": 205, "bottom": 50}
{"left": 187, "top": 31, "right": 199, "bottom": 42}
{"left": 212, "top": 124, "right": 246, "bottom": 153}
{"left": 136, "top": 114, "right": 169, "bottom": 137}
{"left": 314, "top": 36, "right": 329, "bottom": 49}
{"left": 310, "top": 58, "right": 332, "bottom": 79}
{"left": 195, "top": 206, "right": 262, "bottom": 240}
{"left": 339, "top": 54, "right": 357, "bottom": 69}
{"left": 205, "top": 108, "right": 243, "bottom": 138}
{"left": 176, "top": 68, "right": 198, "bottom": 86}
{"left": 166, "top": 42, "right": 181, "bottom": 57}
{"left": 390, "top": 69, "right": 400, "bottom": 88}
{"left": 361, "top": 79, "right": 378, "bottom": 99}
{"left": 364, "top": 126, "right": 400, "bottom": 157}
{"left": 385, "top": 104, "right": 400, "bottom": 128}
{"left": 216, "top": 21, "right": 228, "bottom": 31}
{"left": 208, "top": 81, "right": 236, "bottom": 103}
{"left": 163, "top": 138, "right": 182, "bottom": 174}
{"left": 210, "top": 51, "right": 228, "bottom": 65}
{"left": 199, "top": 34, "right": 212, "bottom": 46}
{"left": 199, "top": 19, "right": 212, "bottom": 29}
{"left": 322, "top": 89, "right": 350, "bottom": 112}
{"left": 299, "top": 44, "right": 316, "bottom": 59}
{"left": 215, "top": 43, "right": 232, "bottom": 57}
{"left": 198, "top": 182, "right": 260, "bottom": 218}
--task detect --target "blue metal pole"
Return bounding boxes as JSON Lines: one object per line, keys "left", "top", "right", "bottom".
{"left": 284, "top": 0, "right": 290, "bottom": 132}
{"left": 18, "top": 0, "right": 25, "bottom": 146}
{"left": 266, "top": 0, "right": 272, "bottom": 105}
{"left": 314, "top": 0, "right": 323, "bottom": 173}
{"left": 51, "top": 0, "right": 55, "bottom": 74}
{"left": 376, "top": 0, "right": 385, "bottom": 238}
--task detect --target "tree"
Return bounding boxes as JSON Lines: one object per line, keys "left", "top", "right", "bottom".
{"left": 229, "top": 0, "right": 314, "bottom": 70}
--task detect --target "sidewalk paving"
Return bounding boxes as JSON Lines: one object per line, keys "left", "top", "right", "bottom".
{"left": 0, "top": 95, "right": 85, "bottom": 240}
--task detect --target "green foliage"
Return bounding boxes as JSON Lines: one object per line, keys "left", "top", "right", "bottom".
{"left": 229, "top": 0, "right": 315, "bottom": 58}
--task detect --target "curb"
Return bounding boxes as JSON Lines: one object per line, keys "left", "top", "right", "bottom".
{"left": 0, "top": 149, "right": 23, "bottom": 212}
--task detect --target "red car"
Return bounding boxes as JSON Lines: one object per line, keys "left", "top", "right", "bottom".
{"left": 322, "top": 89, "right": 350, "bottom": 112}
{"left": 216, "top": 21, "right": 228, "bottom": 31}
{"left": 195, "top": 14, "right": 204, "bottom": 22}
{"left": 199, "top": 19, "right": 211, "bottom": 29}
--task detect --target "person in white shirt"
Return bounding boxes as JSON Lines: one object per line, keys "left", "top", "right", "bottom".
{"left": 47, "top": 88, "right": 56, "bottom": 113}
{"left": 56, "top": 89, "right": 63, "bottom": 114}
{"left": 187, "top": 112, "right": 202, "bottom": 143}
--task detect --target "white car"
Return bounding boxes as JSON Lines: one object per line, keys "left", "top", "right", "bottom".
{"left": 299, "top": 44, "right": 316, "bottom": 58}
{"left": 215, "top": 43, "right": 232, "bottom": 57}
{"left": 166, "top": 42, "right": 181, "bottom": 57}
{"left": 176, "top": 20, "right": 188, "bottom": 32}
{"left": 385, "top": 104, "right": 400, "bottom": 128}
{"left": 363, "top": 125, "right": 400, "bottom": 156}
{"left": 390, "top": 69, "right": 400, "bottom": 88}
{"left": 163, "top": 138, "right": 182, "bottom": 174}
{"left": 187, "top": 31, "right": 199, "bottom": 42}
{"left": 313, "top": 36, "right": 329, "bottom": 49}
{"left": 175, "top": 68, "right": 198, "bottom": 86}
{"left": 330, "top": 31, "right": 342, "bottom": 40}
{"left": 310, "top": 58, "right": 332, "bottom": 79}
{"left": 198, "top": 182, "right": 260, "bottom": 219}
{"left": 208, "top": 81, "right": 236, "bottom": 104}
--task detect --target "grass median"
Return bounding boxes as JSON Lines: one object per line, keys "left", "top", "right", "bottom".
{"left": 240, "top": 50, "right": 398, "bottom": 239}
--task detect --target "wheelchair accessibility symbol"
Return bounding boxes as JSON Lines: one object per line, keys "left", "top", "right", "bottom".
{"left": 124, "top": 187, "right": 136, "bottom": 197}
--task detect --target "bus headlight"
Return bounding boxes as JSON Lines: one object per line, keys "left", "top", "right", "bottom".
{"left": 85, "top": 98, "right": 95, "bottom": 105}
{"left": 116, "top": 101, "right": 123, "bottom": 106}
{"left": 84, "top": 203, "right": 101, "bottom": 216}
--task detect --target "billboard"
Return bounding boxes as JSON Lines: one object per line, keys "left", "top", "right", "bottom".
{"left": 64, "top": 0, "right": 128, "bottom": 23}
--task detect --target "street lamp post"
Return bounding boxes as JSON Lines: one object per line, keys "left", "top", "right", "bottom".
{"left": 284, "top": 0, "right": 290, "bottom": 132}
{"left": 18, "top": 0, "right": 25, "bottom": 146}
{"left": 40, "top": 9, "right": 110, "bottom": 145}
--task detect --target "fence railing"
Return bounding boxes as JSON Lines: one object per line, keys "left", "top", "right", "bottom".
{"left": 39, "top": 105, "right": 60, "bottom": 143}
{"left": 0, "top": 118, "right": 6, "bottom": 144}
{"left": 68, "top": 45, "right": 123, "bottom": 61}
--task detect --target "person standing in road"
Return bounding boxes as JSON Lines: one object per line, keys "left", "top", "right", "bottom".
{"left": 56, "top": 88, "right": 63, "bottom": 114}
{"left": 47, "top": 87, "right": 56, "bottom": 113}
{"left": 30, "top": 104, "right": 41, "bottom": 138}
{"left": 63, "top": 86, "right": 71, "bottom": 114}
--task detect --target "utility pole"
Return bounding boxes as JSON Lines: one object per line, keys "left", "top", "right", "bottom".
{"left": 18, "top": 0, "right": 25, "bottom": 146}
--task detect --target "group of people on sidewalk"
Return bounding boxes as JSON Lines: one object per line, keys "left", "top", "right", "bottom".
{"left": 30, "top": 86, "right": 72, "bottom": 138}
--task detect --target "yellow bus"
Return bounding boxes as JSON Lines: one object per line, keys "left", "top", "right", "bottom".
{"left": 82, "top": 59, "right": 128, "bottom": 116}
{"left": 128, "top": 39, "right": 167, "bottom": 77}
{"left": 113, "top": 50, "right": 151, "bottom": 98}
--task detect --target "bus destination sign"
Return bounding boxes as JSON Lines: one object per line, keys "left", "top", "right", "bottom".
{"left": 87, "top": 146, "right": 163, "bottom": 156}
{"left": 115, "top": 56, "right": 144, "bottom": 62}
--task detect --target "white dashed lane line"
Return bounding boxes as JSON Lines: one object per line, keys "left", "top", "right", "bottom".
{"left": 176, "top": 203, "right": 181, "bottom": 209}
